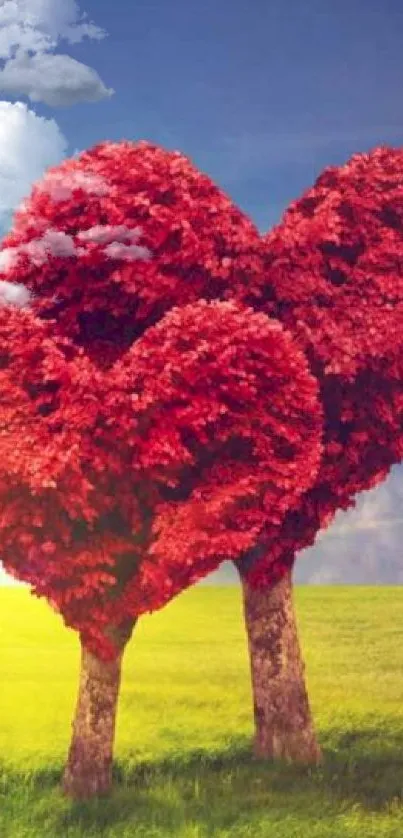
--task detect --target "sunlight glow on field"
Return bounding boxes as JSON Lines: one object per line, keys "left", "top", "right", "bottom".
{"left": 1, "top": 585, "right": 403, "bottom": 836}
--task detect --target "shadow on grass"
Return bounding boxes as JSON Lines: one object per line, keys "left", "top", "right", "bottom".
{"left": 2, "top": 727, "right": 403, "bottom": 835}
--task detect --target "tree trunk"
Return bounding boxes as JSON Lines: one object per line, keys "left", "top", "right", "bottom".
{"left": 238, "top": 565, "right": 322, "bottom": 764}
{"left": 62, "top": 620, "right": 136, "bottom": 799}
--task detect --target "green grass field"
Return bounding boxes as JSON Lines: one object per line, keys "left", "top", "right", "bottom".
{"left": 1, "top": 584, "right": 403, "bottom": 837}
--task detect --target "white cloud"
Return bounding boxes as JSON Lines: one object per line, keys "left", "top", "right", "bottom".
{"left": 0, "top": 227, "right": 152, "bottom": 272}
{"left": 0, "top": 278, "right": 31, "bottom": 306}
{"left": 0, "top": 229, "right": 77, "bottom": 269}
{"left": 0, "top": 0, "right": 106, "bottom": 58}
{"left": 104, "top": 242, "right": 152, "bottom": 262}
{"left": 0, "top": 100, "right": 67, "bottom": 233}
{"left": 0, "top": 1, "right": 112, "bottom": 106}
{"left": 294, "top": 466, "right": 403, "bottom": 583}
{"left": 19, "top": 0, "right": 106, "bottom": 46}
{"left": 0, "top": 50, "right": 113, "bottom": 106}
{"left": 39, "top": 169, "right": 109, "bottom": 201}
{"left": 24, "top": 229, "right": 77, "bottom": 263}
{"left": 77, "top": 225, "right": 142, "bottom": 245}
{"left": 0, "top": 247, "right": 17, "bottom": 270}
{"left": 0, "top": 3, "right": 111, "bottom": 233}
{"left": 318, "top": 473, "right": 403, "bottom": 540}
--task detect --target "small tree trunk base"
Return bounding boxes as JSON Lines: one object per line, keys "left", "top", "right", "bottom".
{"left": 252, "top": 723, "right": 322, "bottom": 764}
{"left": 62, "top": 620, "right": 135, "bottom": 799}
{"left": 62, "top": 758, "right": 112, "bottom": 799}
{"left": 239, "top": 565, "right": 322, "bottom": 766}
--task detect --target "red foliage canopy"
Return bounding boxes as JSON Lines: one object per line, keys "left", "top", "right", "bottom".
{"left": 103, "top": 301, "right": 321, "bottom": 619}
{"left": 0, "top": 140, "right": 323, "bottom": 658}
{"left": 0, "top": 141, "right": 263, "bottom": 369}
{"left": 3, "top": 139, "right": 401, "bottom": 632}
{"left": 240, "top": 147, "right": 403, "bottom": 586}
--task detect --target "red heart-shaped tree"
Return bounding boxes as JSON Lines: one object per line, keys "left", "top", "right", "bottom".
{"left": 235, "top": 147, "right": 403, "bottom": 763}
{"left": 4, "top": 140, "right": 402, "bottom": 791}
{"left": 0, "top": 142, "right": 323, "bottom": 797}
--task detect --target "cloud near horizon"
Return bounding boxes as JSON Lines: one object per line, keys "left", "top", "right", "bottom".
{"left": 292, "top": 468, "right": 403, "bottom": 584}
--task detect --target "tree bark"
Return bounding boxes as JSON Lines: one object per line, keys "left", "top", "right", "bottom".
{"left": 238, "top": 565, "right": 322, "bottom": 764}
{"left": 62, "top": 619, "right": 136, "bottom": 799}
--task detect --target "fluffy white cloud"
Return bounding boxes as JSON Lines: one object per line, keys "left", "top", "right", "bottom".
{"left": 0, "top": 278, "right": 31, "bottom": 306}
{"left": 0, "top": 100, "right": 67, "bottom": 233}
{"left": 0, "top": 50, "right": 113, "bottom": 106}
{"left": 0, "top": 224, "right": 152, "bottom": 272}
{"left": 0, "top": 0, "right": 106, "bottom": 58}
{"left": 104, "top": 242, "right": 152, "bottom": 261}
{"left": 0, "top": 0, "right": 112, "bottom": 106}
{"left": 77, "top": 225, "right": 142, "bottom": 244}
{"left": 0, "top": 229, "right": 79, "bottom": 270}
{"left": 39, "top": 169, "right": 109, "bottom": 201}
{"left": 24, "top": 229, "right": 77, "bottom": 263}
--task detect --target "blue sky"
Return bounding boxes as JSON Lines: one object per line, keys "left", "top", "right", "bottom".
{"left": 1, "top": 0, "right": 402, "bottom": 232}
{"left": 0, "top": 0, "right": 403, "bottom": 584}
{"left": 71, "top": 0, "right": 403, "bottom": 232}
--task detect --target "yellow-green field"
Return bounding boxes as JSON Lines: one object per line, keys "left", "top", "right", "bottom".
{"left": 1, "top": 584, "right": 403, "bottom": 837}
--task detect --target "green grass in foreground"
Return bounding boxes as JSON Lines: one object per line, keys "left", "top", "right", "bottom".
{"left": 1, "top": 585, "right": 403, "bottom": 837}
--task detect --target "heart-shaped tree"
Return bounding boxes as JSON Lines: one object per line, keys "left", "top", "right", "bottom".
{"left": 235, "top": 147, "right": 403, "bottom": 762}
{"left": 6, "top": 139, "right": 401, "bottom": 784}
{"left": 0, "top": 142, "right": 323, "bottom": 797}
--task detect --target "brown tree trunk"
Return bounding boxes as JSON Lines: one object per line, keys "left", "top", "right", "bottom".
{"left": 62, "top": 620, "right": 136, "bottom": 799}
{"left": 238, "top": 565, "right": 322, "bottom": 764}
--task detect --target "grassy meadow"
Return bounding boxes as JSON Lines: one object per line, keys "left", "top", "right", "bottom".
{"left": 1, "top": 584, "right": 403, "bottom": 837}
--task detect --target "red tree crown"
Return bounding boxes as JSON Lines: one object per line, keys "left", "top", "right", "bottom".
{"left": 0, "top": 142, "right": 323, "bottom": 656}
